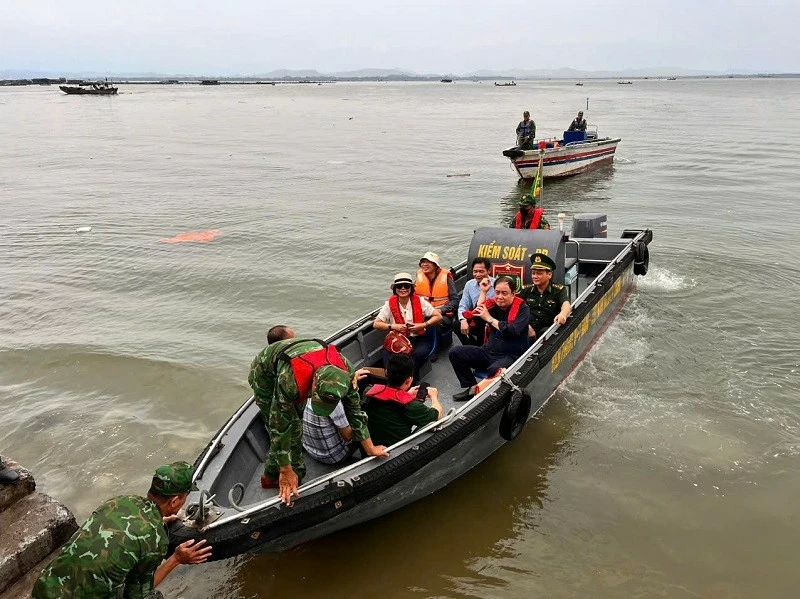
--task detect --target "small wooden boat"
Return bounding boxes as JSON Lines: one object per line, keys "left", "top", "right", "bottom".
{"left": 617, "top": 80, "right": 633, "bottom": 85}
{"left": 495, "top": 81, "right": 517, "bottom": 87}
{"left": 502, "top": 128, "right": 621, "bottom": 179}
{"left": 168, "top": 222, "right": 652, "bottom": 559}
{"left": 440, "top": 78, "right": 453, "bottom": 83}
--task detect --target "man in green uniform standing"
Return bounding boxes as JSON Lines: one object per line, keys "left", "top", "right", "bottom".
{"left": 249, "top": 325, "right": 389, "bottom": 505}
{"left": 32, "top": 462, "right": 212, "bottom": 599}
{"left": 519, "top": 253, "right": 572, "bottom": 340}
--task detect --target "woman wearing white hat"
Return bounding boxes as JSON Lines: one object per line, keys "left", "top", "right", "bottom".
{"left": 374, "top": 272, "right": 442, "bottom": 383}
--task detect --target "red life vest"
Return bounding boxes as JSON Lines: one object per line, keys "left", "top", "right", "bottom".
{"left": 514, "top": 207, "right": 544, "bottom": 229}
{"left": 389, "top": 294, "right": 424, "bottom": 325}
{"left": 288, "top": 344, "right": 348, "bottom": 406}
{"left": 365, "top": 384, "right": 416, "bottom": 406}
{"left": 478, "top": 297, "right": 525, "bottom": 343}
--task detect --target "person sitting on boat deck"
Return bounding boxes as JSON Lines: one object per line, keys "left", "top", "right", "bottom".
{"left": 449, "top": 277, "right": 531, "bottom": 401}
{"left": 374, "top": 272, "right": 443, "bottom": 383}
{"left": 416, "top": 251, "right": 459, "bottom": 335}
{"left": 302, "top": 367, "right": 373, "bottom": 465}
{"left": 568, "top": 110, "right": 587, "bottom": 132}
{"left": 518, "top": 253, "right": 572, "bottom": 340}
{"left": 249, "top": 327, "right": 389, "bottom": 504}
{"left": 455, "top": 257, "right": 496, "bottom": 347}
{"left": 516, "top": 110, "right": 536, "bottom": 150}
{"left": 364, "top": 353, "right": 444, "bottom": 447}
{"left": 511, "top": 193, "right": 550, "bottom": 230}
{"left": 32, "top": 462, "right": 212, "bottom": 599}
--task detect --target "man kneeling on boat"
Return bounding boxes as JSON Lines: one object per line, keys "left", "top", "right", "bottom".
{"left": 364, "top": 354, "right": 443, "bottom": 447}
{"left": 449, "top": 277, "right": 530, "bottom": 401}
{"left": 249, "top": 326, "right": 390, "bottom": 504}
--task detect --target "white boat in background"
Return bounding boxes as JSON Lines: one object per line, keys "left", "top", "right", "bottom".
{"left": 502, "top": 127, "right": 621, "bottom": 180}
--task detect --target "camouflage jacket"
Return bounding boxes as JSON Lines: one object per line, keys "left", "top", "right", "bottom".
{"left": 32, "top": 495, "right": 167, "bottom": 599}
{"left": 248, "top": 339, "right": 370, "bottom": 468}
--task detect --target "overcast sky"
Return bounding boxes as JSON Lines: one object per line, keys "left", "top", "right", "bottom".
{"left": 3, "top": 0, "right": 798, "bottom": 75}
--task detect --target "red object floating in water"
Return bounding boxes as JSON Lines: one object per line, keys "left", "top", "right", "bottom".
{"left": 160, "top": 229, "right": 222, "bottom": 244}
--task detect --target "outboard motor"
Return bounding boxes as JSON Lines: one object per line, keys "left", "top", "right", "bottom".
{"left": 572, "top": 213, "right": 607, "bottom": 238}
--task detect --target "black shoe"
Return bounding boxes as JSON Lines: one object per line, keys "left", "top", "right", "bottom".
{"left": 453, "top": 387, "right": 475, "bottom": 402}
{"left": 0, "top": 462, "right": 19, "bottom": 485}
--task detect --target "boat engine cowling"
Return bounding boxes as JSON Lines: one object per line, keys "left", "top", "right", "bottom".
{"left": 572, "top": 213, "right": 607, "bottom": 238}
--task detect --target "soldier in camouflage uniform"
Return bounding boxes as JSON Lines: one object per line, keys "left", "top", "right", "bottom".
{"left": 518, "top": 253, "right": 572, "bottom": 339}
{"left": 249, "top": 326, "right": 389, "bottom": 505}
{"left": 510, "top": 193, "right": 550, "bottom": 230}
{"left": 32, "top": 462, "right": 212, "bottom": 599}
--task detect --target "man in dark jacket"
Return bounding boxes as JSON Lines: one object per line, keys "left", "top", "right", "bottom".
{"left": 449, "top": 277, "right": 530, "bottom": 400}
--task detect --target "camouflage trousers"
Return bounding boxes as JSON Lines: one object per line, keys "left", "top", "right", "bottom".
{"left": 255, "top": 395, "right": 307, "bottom": 482}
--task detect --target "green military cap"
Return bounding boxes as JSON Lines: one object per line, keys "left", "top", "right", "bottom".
{"left": 311, "top": 365, "right": 351, "bottom": 417}
{"left": 530, "top": 252, "right": 556, "bottom": 271}
{"left": 519, "top": 194, "right": 537, "bottom": 207}
{"left": 151, "top": 461, "right": 198, "bottom": 496}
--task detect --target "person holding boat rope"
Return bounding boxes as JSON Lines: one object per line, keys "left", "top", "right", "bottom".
{"left": 515, "top": 110, "right": 536, "bottom": 150}
{"left": 32, "top": 462, "right": 212, "bottom": 599}
{"left": 248, "top": 326, "right": 389, "bottom": 504}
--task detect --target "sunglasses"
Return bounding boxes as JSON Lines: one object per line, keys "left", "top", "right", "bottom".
{"left": 395, "top": 283, "right": 412, "bottom": 289}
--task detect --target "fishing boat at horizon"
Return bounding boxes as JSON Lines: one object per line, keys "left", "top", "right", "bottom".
{"left": 502, "top": 128, "right": 621, "bottom": 179}
{"left": 495, "top": 81, "right": 517, "bottom": 87}
{"left": 168, "top": 220, "right": 652, "bottom": 559}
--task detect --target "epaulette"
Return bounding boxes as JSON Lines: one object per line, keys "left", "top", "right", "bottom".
{"left": 553, "top": 284, "right": 564, "bottom": 290}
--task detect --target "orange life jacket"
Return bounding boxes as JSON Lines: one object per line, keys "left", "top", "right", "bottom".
{"left": 389, "top": 294, "right": 424, "bottom": 325}
{"left": 365, "top": 384, "right": 416, "bottom": 406}
{"left": 285, "top": 343, "right": 348, "bottom": 406}
{"left": 415, "top": 269, "right": 451, "bottom": 308}
{"left": 478, "top": 297, "right": 525, "bottom": 344}
{"left": 514, "top": 207, "right": 544, "bottom": 229}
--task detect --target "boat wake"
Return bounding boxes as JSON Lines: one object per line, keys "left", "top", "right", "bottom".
{"left": 636, "top": 266, "right": 696, "bottom": 293}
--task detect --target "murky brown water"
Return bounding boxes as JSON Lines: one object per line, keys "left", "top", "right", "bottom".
{"left": 2, "top": 78, "right": 799, "bottom": 597}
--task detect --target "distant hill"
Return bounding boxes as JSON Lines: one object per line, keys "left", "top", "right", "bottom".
{"left": 2, "top": 66, "right": 776, "bottom": 81}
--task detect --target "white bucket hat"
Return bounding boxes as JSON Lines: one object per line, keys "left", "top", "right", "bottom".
{"left": 419, "top": 251, "right": 441, "bottom": 268}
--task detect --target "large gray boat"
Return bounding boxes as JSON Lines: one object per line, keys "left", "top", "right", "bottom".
{"left": 169, "top": 216, "right": 652, "bottom": 559}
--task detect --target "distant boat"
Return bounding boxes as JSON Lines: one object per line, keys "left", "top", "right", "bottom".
{"left": 200, "top": 80, "right": 220, "bottom": 85}
{"left": 59, "top": 80, "right": 117, "bottom": 95}
{"left": 494, "top": 81, "right": 517, "bottom": 87}
{"left": 575, "top": 82, "right": 584, "bottom": 86}
{"left": 617, "top": 80, "right": 633, "bottom": 85}
{"left": 666, "top": 77, "right": 677, "bottom": 81}
{"left": 440, "top": 78, "right": 453, "bottom": 83}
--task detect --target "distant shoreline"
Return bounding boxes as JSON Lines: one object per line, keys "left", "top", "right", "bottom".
{"left": 2, "top": 73, "right": 798, "bottom": 87}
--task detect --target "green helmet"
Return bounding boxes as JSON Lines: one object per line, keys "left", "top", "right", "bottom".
{"left": 519, "top": 194, "right": 537, "bottom": 207}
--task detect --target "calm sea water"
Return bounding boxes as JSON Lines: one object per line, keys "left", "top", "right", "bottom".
{"left": 2, "top": 78, "right": 800, "bottom": 597}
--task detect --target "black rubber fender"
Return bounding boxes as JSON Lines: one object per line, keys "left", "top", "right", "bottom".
{"left": 633, "top": 241, "right": 649, "bottom": 276}
{"left": 499, "top": 389, "right": 532, "bottom": 441}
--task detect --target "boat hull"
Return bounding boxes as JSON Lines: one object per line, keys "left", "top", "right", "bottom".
{"left": 168, "top": 229, "right": 650, "bottom": 558}
{"left": 505, "top": 138, "right": 620, "bottom": 179}
{"left": 59, "top": 85, "right": 118, "bottom": 95}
